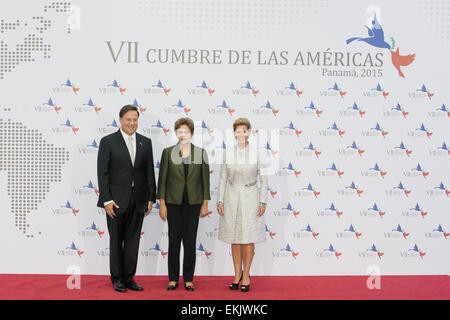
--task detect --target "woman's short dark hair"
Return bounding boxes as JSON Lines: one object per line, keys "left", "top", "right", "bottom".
{"left": 119, "top": 105, "right": 140, "bottom": 118}
{"left": 174, "top": 117, "right": 194, "bottom": 135}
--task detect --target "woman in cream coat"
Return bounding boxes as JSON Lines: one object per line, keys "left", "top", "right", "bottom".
{"left": 217, "top": 118, "right": 268, "bottom": 292}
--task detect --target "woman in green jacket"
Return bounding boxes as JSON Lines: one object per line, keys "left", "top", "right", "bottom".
{"left": 156, "top": 117, "right": 210, "bottom": 291}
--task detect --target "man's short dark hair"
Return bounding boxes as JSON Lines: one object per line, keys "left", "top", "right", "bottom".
{"left": 119, "top": 105, "right": 140, "bottom": 118}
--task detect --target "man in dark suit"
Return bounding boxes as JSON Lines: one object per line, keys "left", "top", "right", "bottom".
{"left": 97, "top": 105, "right": 156, "bottom": 292}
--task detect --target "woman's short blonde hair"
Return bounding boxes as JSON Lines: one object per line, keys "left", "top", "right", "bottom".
{"left": 174, "top": 117, "right": 195, "bottom": 134}
{"left": 233, "top": 118, "right": 251, "bottom": 131}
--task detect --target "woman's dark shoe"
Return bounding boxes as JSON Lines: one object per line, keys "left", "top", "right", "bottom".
{"left": 241, "top": 275, "right": 251, "bottom": 292}
{"left": 229, "top": 271, "right": 243, "bottom": 290}
{"left": 184, "top": 283, "right": 195, "bottom": 291}
{"left": 167, "top": 282, "right": 178, "bottom": 290}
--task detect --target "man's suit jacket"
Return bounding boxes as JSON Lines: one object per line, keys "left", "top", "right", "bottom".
{"left": 97, "top": 130, "right": 156, "bottom": 214}
{"left": 156, "top": 143, "right": 211, "bottom": 205}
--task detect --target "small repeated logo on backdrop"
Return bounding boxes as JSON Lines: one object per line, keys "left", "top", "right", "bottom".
{"left": 36, "top": 98, "right": 61, "bottom": 114}
{"left": 360, "top": 203, "right": 386, "bottom": 219}
{"left": 425, "top": 225, "right": 449, "bottom": 240}
{"left": 280, "top": 121, "right": 302, "bottom": 137}
{"left": 430, "top": 142, "right": 449, "bottom": 157}
{"left": 276, "top": 81, "right": 303, "bottom": 98}
{"left": 403, "top": 203, "right": 428, "bottom": 218}
{"left": 262, "top": 142, "right": 278, "bottom": 157}
{"left": 295, "top": 142, "right": 322, "bottom": 158}
{"left": 338, "top": 224, "right": 362, "bottom": 239}
{"left": 79, "top": 222, "right": 105, "bottom": 238}
{"left": 52, "top": 201, "right": 80, "bottom": 216}
{"left": 51, "top": 118, "right": 79, "bottom": 135}
{"left": 387, "top": 141, "right": 413, "bottom": 157}
{"left": 145, "top": 120, "right": 170, "bottom": 136}
{"left": 129, "top": 98, "right": 148, "bottom": 114}
{"left": 321, "top": 82, "right": 347, "bottom": 98}
{"left": 58, "top": 242, "right": 84, "bottom": 258}
{"left": 339, "top": 141, "right": 365, "bottom": 157}
{"left": 141, "top": 242, "right": 168, "bottom": 258}
{"left": 273, "top": 202, "right": 300, "bottom": 218}
{"left": 404, "top": 163, "right": 430, "bottom": 179}
{"left": 385, "top": 224, "right": 410, "bottom": 240}
{"left": 384, "top": 102, "right": 409, "bottom": 118}
{"left": 409, "top": 84, "right": 434, "bottom": 100}
{"left": 429, "top": 104, "right": 449, "bottom": 119}
{"left": 362, "top": 122, "right": 389, "bottom": 139}
{"left": 297, "top": 101, "right": 324, "bottom": 117}
{"left": 361, "top": 162, "right": 388, "bottom": 179}
{"left": 318, "top": 162, "right": 344, "bottom": 178}
{"left": 100, "top": 79, "right": 126, "bottom": 95}
{"left": 212, "top": 100, "right": 235, "bottom": 116}
{"left": 74, "top": 98, "right": 101, "bottom": 114}
{"left": 340, "top": 102, "right": 366, "bottom": 118}
{"left": 57, "top": 78, "right": 80, "bottom": 95}
{"left": 316, "top": 203, "right": 344, "bottom": 218}
{"left": 268, "top": 187, "right": 277, "bottom": 198}
{"left": 280, "top": 161, "right": 301, "bottom": 178}
{"left": 426, "top": 182, "right": 450, "bottom": 197}
{"left": 296, "top": 183, "right": 321, "bottom": 199}
{"left": 346, "top": 12, "right": 415, "bottom": 78}
{"left": 407, "top": 123, "right": 433, "bottom": 139}
{"left": 317, "top": 244, "right": 342, "bottom": 259}
{"left": 75, "top": 180, "right": 99, "bottom": 196}
{"left": 320, "top": 122, "right": 346, "bottom": 138}
{"left": 98, "top": 119, "right": 119, "bottom": 134}
{"left": 166, "top": 99, "right": 191, "bottom": 115}
{"left": 338, "top": 181, "right": 364, "bottom": 197}
{"left": 233, "top": 81, "right": 259, "bottom": 97}
{"left": 294, "top": 224, "right": 319, "bottom": 239}
{"left": 253, "top": 101, "right": 279, "bottom": 117}
{"left": 401, "top": 244, "right": 426, "bottom": 260}
{"left": 188, "top": 80, "right": 215, "bottom": 96}
{"left": 265, "top": 224, "right": 276, "bottom": 239}
{"left": 97, "top": 248, "right": 110, "bottom": 257}
{"left": 363, "top": 83, "right": 389, "bottom": 99}
{"left": 205, "top": 228, "right": 218, "bottom": 239}
{"left": 276, "top": 243, "right": 299, "bottom": 259}
{"left": 198, "top": 120, "right": 214, "bottom": 136}
{"left": 360, "top": 244, "right": 384, "bottom": 260}
{"left": 79, "top": 139, "right": 99, "bottom": 154}
{"left": 387, "top": 181, "right": 412, "bottom": 197}
{"left": 196, "top": 243, "right": 212, "bottom": 259}
{"left": 144, "top": 79, "right": 171, "bottom": 95}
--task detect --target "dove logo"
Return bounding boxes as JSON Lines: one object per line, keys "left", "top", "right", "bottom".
{"left": 339, "top": 141, "right": 365, "bottom": 156}
{"left": 273, "top": 202, "right": 300, "bottom": 218}
{"left": 141, "top": 242, "right": 168, "bottom": 258}
{"left": 318, "top": 162, "right": 344, "bottom": 178}
{"left": 384, "top": 103, "right": 409, "bottom": 118}
{"left": 74, "top": 98, "right": 101, "bottom": 114}
{"left": 276, "top": 82, "right": 303, "bottom": 98}
{"left": 274, "top": 244, "right": 299, "bottom": 259}
{"left": 317, "top": 203, "right": 344, "bottom": 218}
{"left": 337, "top": 181, "right": 364, "bottom": 197}
{"left": 346, "top": 12, "right": 415, "bottom": 78}
{"left": 58, "top": 242, "right": 84, "bottom": 258}
{"left": 385, "top": 224, "right": 410, "bottom": 240}
{"left": 262, "top": 142, "right": 278, "bottom": 157}
{"left": 210, "top": 100, "right": 236, "bottom": 116}
{"left": 362, "top": 122, "right": 389, "bottom": 138}
{"left": 144, "top": 120, "right": 170, "bottom": 136}
{"left": 36, "top": 98, "right": 62, "bottom": 114}
{"left": 51, "top": 119, "right": 79, "bottom": 135}
{"left": 79, "top": 222, "right": 105, "bottom": 238}
{"left": 188, "top": 80, "right": 215, "bottom": 96}
{"left": 409, "top": 85, "right": 434, "bottom": 100}
{"left": 317, "top": 244, "right": 342, "bottom": 259}
{"left": 403, "top": 203, "right": 428, "bottom": 219}
{"left": 426, "top": 225, "right": 449, "bottom": 240}
{"left": 233, "top": 81, "right": 259, "bottom": 97}
{"left": 387, "top": 141, "right": 413, "bottom": 157}
{"left": 339, "top": 224, "right": 362, "bottom": 239}
{"left": 52, "top": 201, "right": 80, "bottom": 216}
{"left": 360, "top": 244, "right": 384, "bottom": 260}
{"left": 297, "top": 101, "right": 324, "bottom": 117}
{"left": 407, "top": 123, "right": 433, "bottom": 139}
{"left": 362, "top": 83, "right": 390, "bottom": 98}
{"left": 279, "top": 161, "right": 301, "bottom": 178}
{"left": 295, "top": 183, "right": 321, "bottom": 199}
{"left": 97, "top": 248, "right": 110, "bottom": 257}
{"left": 280, "top": 121, "right": 302, "bottom": 137}
{"left": 295, "top": 142, "right": 322, "bottom": 158}
{"left": 99, "top": 119, "right": 120, "bottom": 134}
{"left": 429, "top": 104, "right": 450, "bottom": 119}
{"left": 196, "top": 243, "right": 212, "bottom": 259}
{"left": 99, "top": 79, "right": 126, "bottom": 95}
{"left": 79, "top": 139, "right": 99, "bottom": 154}
{"left": 54, "top": 78, "right": 80, "bottom": 94}
{"left": 401, "top": 244, "right": 426, "bottom": 259}
{"left": 430, "top": 142, "right": 450, "bottom": 157}
{"left": 361, "top": 163, "right": 387, "bottom": 179}
{"left": 265, "top": 224, "right": 276, "bottom": 239}
{"left": 426, "top": 182, "right": 450, "bottom": 197}
{"left": 320, "top": 122, "right": 346, "bottom": 138}
{"left": 404, "top": 163, "right": 429, "bottom": 179}
{"left": 253, "top": 101, "right": 279, "bottom": 117}
{"left": 321, "top": 82, "right": 347, "bottom": 98}
{"left": 387, "top": 182, "right": 412, "bottom": 197}
{"left": 131, "top": 98, "right": 148, "bottom": 114}
{"left": 198, "top": 121, "right": 214, "bottom": 136}
{"left": 294, "top": 224, "right": 319, "bottom": 239}
{"left": 340, "top": 102, "right": 366, "bottom": 118}
{"left": 75, "top": 180, "right": 99, "bottom": 196}
{"left": 361, "top": 203, "right": 386, "bottom": 219}
{"left": 144, "top": 79, "right": 171, "bottom": 95}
